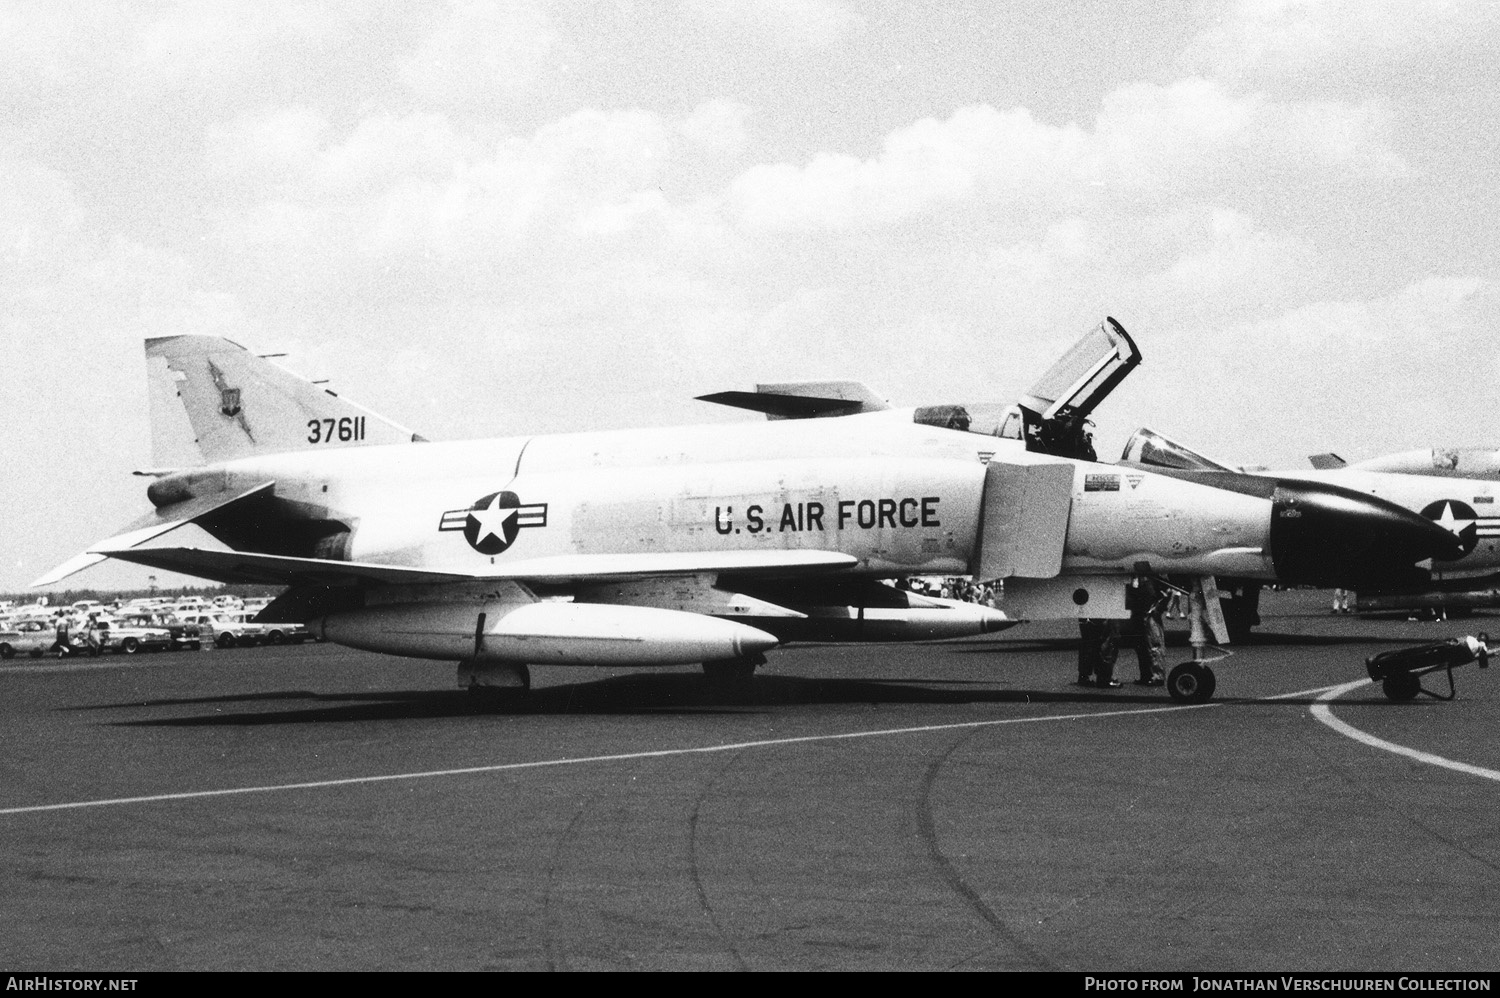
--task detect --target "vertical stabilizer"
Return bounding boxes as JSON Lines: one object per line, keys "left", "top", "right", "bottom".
{"left": 147, "top": 336, "right": 425, "bottom": 466}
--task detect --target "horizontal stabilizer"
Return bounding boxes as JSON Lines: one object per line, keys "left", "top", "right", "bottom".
{"left": 1308, "top": 452, "right": 1347, "bottom": 470}
{"left": 30, "top": 481, "right": 275, "bottom": 587}
{"left": 697, "top": 381, "right": 889, "bottom": 420}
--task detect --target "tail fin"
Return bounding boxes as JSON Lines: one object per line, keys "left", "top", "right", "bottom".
{"left": 147, "top": 335, "right": 425, "bottom": 466}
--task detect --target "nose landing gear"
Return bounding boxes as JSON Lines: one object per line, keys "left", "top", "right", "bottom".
{"left": 1166, "top": 661, "right": 1217, "bottom": 704}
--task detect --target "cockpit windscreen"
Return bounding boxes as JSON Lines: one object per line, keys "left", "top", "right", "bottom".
{"left": 1120, "top": 427, "right": 1235, "bottom": 471}
{"left": 912, "top": 403, "right": 1023, "bottom": 440}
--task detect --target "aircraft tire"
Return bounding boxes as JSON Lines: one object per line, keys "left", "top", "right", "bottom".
{"left": 1167, "top": 662, "right": 1216, "bottom": 704}
{"left": 463, "top": 663, "right": 532, "bottom": 697}
{"left": 702, "top": 654, "right": 763, "bottom": 683}
{"left": 1382, "top": 673, "right": 1421, "bottom": 702}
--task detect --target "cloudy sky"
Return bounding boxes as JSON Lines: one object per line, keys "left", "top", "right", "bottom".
{"left": 4, "top": 0, "right": 1498, "bottom": 594}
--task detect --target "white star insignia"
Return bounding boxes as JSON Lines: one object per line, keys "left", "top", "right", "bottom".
{"left": 470, "top": 497, "right": 518, "bottom": 547}
{"left": 1432, "top": 502, "right": 1476, "bottom": 545}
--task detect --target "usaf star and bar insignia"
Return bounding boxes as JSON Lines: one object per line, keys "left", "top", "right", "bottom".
{"left": 440, "top": 491, "right": 548, "bottom": 555}
{"left": 1420, "top": 499, "right": 1500, "bottom": 560}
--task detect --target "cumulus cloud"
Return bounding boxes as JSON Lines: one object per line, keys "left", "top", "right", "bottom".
{"left": 724, "top": 81, "right": 1407, "bottom": 232}
{"left": 204, "top": 107, "right": 331, "bottom": 189}
{"left": 1096, "top": 272, "right": 1494, "bottom": 466}
{"left": 679, "top": 100, "right": 752, "bottom": 159}
{"left": 1185, "top": 0, "right": 1500, "bottom": 82}
{"left": 202, "top": 101, "right": 759, "bottom": 286}
{"left": 1229, "top": 275, "right": 1484, "bottom": 354}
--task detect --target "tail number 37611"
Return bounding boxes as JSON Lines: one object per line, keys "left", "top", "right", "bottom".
{"left": 307, "top": 417, "right": 366, "bottom": 443}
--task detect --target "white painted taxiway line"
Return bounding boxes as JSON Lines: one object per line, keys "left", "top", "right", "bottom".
{"left": 1311, "top": 680, "right": 1500, "bottom": 783}
{"left": 0, "top": 680, "right": 1366, "bottom": 817}
{"left": 0, "top": 701, "right": 1216, "bottom": 816}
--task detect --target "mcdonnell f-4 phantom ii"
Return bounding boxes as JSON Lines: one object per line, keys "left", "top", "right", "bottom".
{"left": 1310, "top": 448, "right": 1500, "bottom": 480}
{"left": 36, "top": 319, "right": 1461, "bottom": 703}
{"left": 1302, "top": 447, "right": 1500, "bottom": 617}
{"left": 1123, "top": 428, "right": 1500, "bottom": 631}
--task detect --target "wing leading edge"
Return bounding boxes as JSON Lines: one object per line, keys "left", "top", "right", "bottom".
{"left": 91, "top": 545, "right": 862, "bottom": 588}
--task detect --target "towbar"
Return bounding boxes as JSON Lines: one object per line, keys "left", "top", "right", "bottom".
{"left": 1365, "top": 634, "right": 1489, "bottom": 702}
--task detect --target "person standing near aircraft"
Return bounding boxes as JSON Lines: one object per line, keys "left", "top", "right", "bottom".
{"left": 1077, "top": 618, "right": 1121, "bottom": 688}
{"left": 1125, "top": 577, "right": 1167, "bottom": 686}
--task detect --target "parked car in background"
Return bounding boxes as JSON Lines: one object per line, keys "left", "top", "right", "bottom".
{"left": 122, "top": 613, "right": 202, "bottom": 651}
{"left": 177, "top": 612, "right": 263, "bottom": 649}
{"left": 0, "top": 619, "right": 55, "bottom": 659}
{"left": 257, "top": 618, "right": 313, "bottom": 645}
{"left": 86, "top": 616, "right": 172, "bottom": 655}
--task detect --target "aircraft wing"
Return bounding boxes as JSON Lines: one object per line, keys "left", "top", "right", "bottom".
{"left": 94, "top": 545, "right": 861, "bottom": 588}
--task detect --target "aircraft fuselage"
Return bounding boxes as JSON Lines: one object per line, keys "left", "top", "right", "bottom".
{"left": 177, "top": 410, "right": 1282, "bottom": 584}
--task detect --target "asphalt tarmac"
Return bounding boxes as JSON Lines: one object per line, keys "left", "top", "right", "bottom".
{"left": 2, "top": 589, "right": 1497, "bottom": 972}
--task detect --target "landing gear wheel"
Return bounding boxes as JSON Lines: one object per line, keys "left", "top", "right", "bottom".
{"left": 460, "top": 661, "right": 531, "bottom": 697}
{"left": 1167, "top": 662, "right": 1217, "bottom": 704}
{"left": 703, "top": 654, "right": 764, "bottom": 683}
{"left": 1382, "top": 673, "right": 1421, "bottom": 702}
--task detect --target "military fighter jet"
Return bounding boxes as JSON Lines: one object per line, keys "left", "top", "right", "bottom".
{"left": 1310, "top": 448, "right": 1500, "bottom": 480}
{"left": 1302, "top": 447, "right": 1500, "bottom": 617}
{"left": 36, "top": 319, "right": 1460, "bottom": 703}
{"left": 1122, "top": 428, "right": 1500, "bottom": 633}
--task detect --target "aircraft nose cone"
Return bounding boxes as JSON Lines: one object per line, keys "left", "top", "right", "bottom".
{"left": 1268, "top": 480, "right": 1465, "bottom": 588}
{"left": 977, "top": 606, "right": 1016, "bottom": 634}
{"left": 732, "top": 623, "right": 781, "bottom": 657}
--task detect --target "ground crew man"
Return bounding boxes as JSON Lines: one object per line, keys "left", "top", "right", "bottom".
{"left": 1077, "top": 618, "right": 1121, "bottom": 688}
{"left": 1125, "top": 577, "right": 1167, "bottom": 686}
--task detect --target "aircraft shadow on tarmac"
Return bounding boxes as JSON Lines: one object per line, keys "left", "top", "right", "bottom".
{"left": 952, "top": 630, "right": 1444, "bottom": 656}
{"left": 78, "top": 670, "right": 1386, "bottom": 728}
